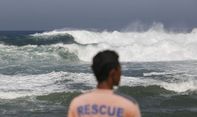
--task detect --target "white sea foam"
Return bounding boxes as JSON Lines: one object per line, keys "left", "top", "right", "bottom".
{"left": 0, "top": 45, "right": 73, "bottom": 66}
{"left": 0, "top": 71, "right": 196, "bottom": 99}
{"left": 0, "top": 72, "right": 66, "bottom": 99}
{"left": 32, "top": 27, "right": 197, "bottom": 62}
{"left": 122, "top": 76, "right": 197, "bottom": 93}
{"left": 0, "top": 72, "right": 96, "bottom": 99}
{"left": 161, "top": 80, "right": 197, "bottom": 93}
{"left": 143, "top": 72, "right": 171, "bottom": 77}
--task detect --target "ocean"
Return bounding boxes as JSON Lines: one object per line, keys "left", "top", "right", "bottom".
{"left": 0, "top": 29, "right": 197, "bottom": 117}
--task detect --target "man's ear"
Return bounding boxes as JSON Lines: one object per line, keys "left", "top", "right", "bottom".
{"left": 109, "top": 69, "right": 116, "bottom": 80}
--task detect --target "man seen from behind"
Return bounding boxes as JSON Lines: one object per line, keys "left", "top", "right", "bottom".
{"left": 68, "top": 50, "right": 141, "bottom": 117}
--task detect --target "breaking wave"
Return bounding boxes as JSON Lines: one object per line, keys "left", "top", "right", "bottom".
{"left": 0, "top": 71, "right": 196, "bottom": 99}
{"left": 31, "top": 27, "right": 197, "bottom": 62}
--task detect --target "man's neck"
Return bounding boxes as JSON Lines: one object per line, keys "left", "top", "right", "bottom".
{"left": 97, "top": 81, "right": 113, "bottom": 89}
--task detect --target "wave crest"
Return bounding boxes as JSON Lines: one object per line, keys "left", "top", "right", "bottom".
{"left": 33, "top": 28, "right": 197, "bottom": 62}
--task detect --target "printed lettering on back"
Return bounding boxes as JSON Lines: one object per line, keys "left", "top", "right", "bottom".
{"left": 77, "top": 104, "right": 124, "bottom": 117}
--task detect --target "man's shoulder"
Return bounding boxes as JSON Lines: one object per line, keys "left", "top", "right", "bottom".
{"left": 113, "top": 91, "right": 138, "bottom": 105}
{"left": 70, "top": 91, "right": 93, "bottom": 103}
{"left": 71, "top": 90, "right": 138, "bottom": 104}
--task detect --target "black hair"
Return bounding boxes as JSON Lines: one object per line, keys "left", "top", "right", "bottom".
{"left": 91, "top": 50, "right": 120, "bottom": 83}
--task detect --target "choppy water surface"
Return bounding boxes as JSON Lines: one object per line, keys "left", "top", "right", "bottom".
{"left": 0, "top": 30, "right": 197, "bottom": 117}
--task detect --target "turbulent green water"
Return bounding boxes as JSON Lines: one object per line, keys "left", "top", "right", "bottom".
{"left": 0, "top": 31, "right": 197, "bottom": 117}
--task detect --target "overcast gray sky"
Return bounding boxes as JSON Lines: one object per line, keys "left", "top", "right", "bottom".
{"left": 0, "top": 0, "right": 196, "bottom": 31}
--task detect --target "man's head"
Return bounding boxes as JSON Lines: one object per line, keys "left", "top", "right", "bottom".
{"left": 92, "top": 50, "right": 121, "bottom": 87}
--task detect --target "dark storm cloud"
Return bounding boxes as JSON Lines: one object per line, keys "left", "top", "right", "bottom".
{"left": 0, "top": 0, "right": 196, "bottom": 30}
